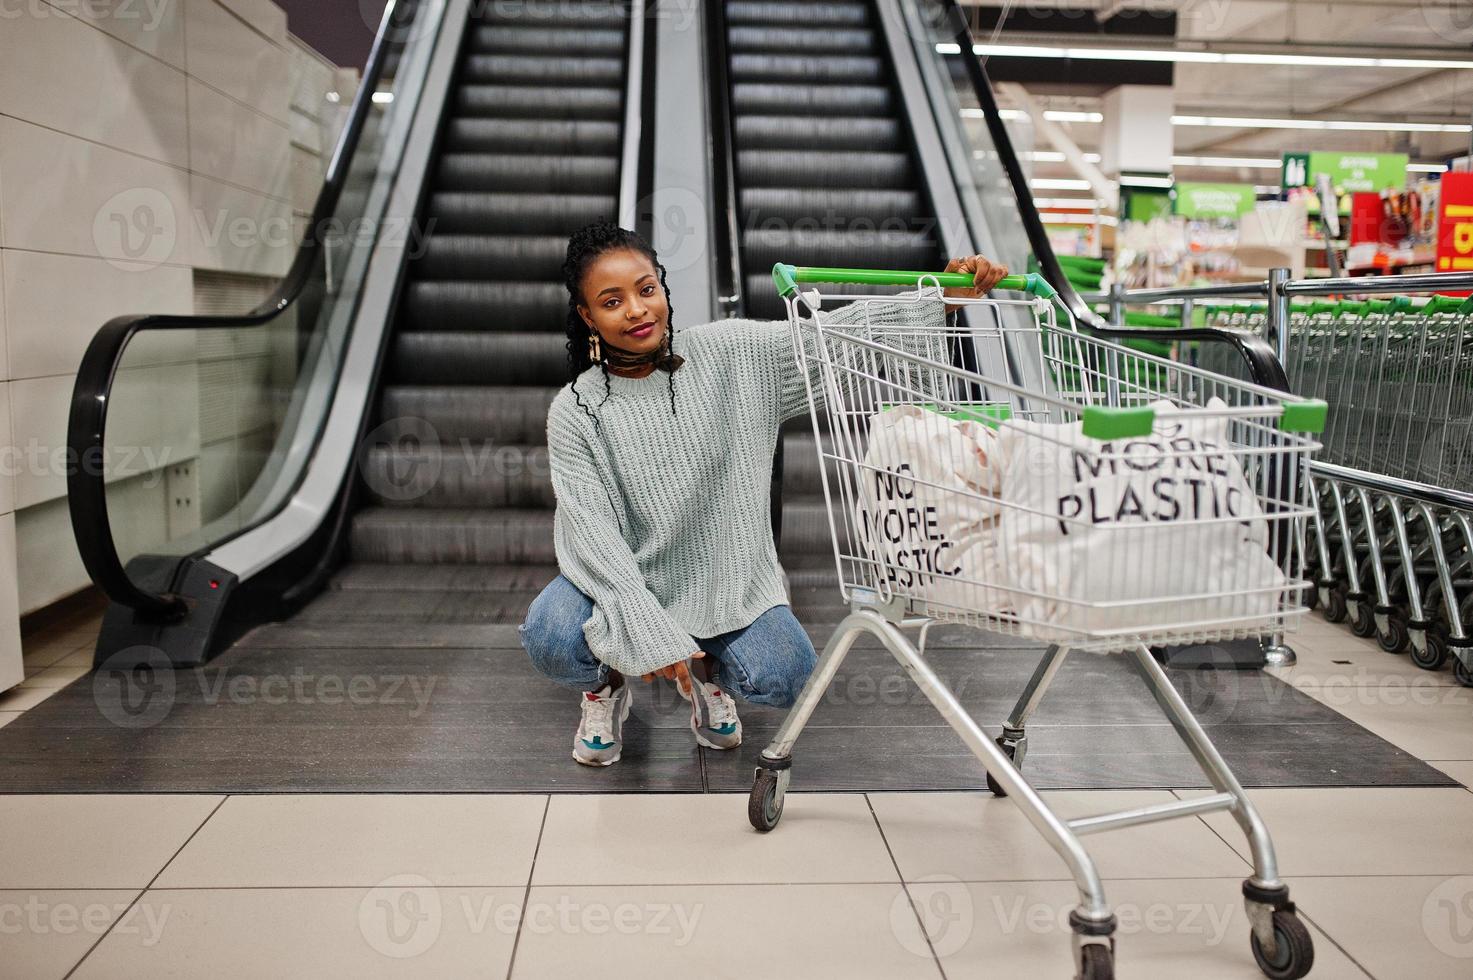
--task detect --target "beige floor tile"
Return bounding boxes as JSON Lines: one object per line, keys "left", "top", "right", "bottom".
{"left": 0, "top": 889, "right": 139, "bottom": 980}
{"left": 0, "top": 711, "right": 22, "bottom": 728}
{"left": 53, "top": 647, "right": 98, "bottom": 668}
{"left": 71, "top": 886, "right": 521, "bottom": 979}
{"left": 1428, "top": 761, "right": 1473, "bottom": 788}
{"left": 0, "top": 796, "right": 222, "bottom": 888}
{"left": 1191, "top": 788, "right": 1473, "bottom": 876}
{"left": 21, "top": 639, "right": 89, "bottom": 670}
{"left": 511, "top": 883, "right": 940, "bottom": 980}
{"left": 1291, "top": 681, "right": 1473, "bottom": 760}
{"left": 154, "top": 794, "right": 547, "bottom": 888}
{"left": 1293, "top": 875, "right": 1473, "bottom": 980}
{"left": 532, "top": 793, "right": 898, "bottom": 885}
{"left": 869, "top": 791, "right": 1251, "bottom": 883}
{"left": 1269, "top": 624, "right": 1461, "bottom": 688}
{"left": 0, "top": 683, "right": 62, "bottom": 711}
{"left": 908, "top": 877, "right": 1366, "bottom": 979}
{"left": 19, "top": 665, "right": 89, "bottom": 689}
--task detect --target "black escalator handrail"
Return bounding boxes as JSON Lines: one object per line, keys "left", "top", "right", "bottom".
{"left": 66, "top": 0, "right": 411, "bottom": 621}
{"left": 934, "top": 0, "right": 1290, "bottom": 393}
{"left": 704, "top": 0, "right": 745, "bottom": 318}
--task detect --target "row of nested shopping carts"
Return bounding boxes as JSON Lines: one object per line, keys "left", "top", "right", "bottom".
{"left": 1111, "top": 271, "right": 1473, "bottom": 684}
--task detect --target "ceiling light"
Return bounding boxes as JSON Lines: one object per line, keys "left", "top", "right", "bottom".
{"left": 1172, "top": 155, "right": 1281, "bottom": 169}
{"left": 1017, "top": 151, "right": 1103, "bottom": 163}
{"left": 1034, "top": 198, "right": 1102, "bottom": 209}
{"left": 949, "top": 42, "right": 1473, "bottom": 71}
{"left": 1407, "top": 162, "right": 1449, "bottom": 173}
{"left": 1172, "top": 114, "right": 1470, "bottom": 133}
{"left": 1031, "top": 178, "right": 1094, "bottom": 191}
{"left": 372, "top": 91, "right": 394, "bottom": 104}
{"left": 1121, "top": 175, "right": 1174, "bottom": 188}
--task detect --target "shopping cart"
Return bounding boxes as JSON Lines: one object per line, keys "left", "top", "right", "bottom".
{"left": 752, "top": 264, "right": 1328, "bottom": 980}
{"left": 1203, "top": 295, "right": 1473, "bottom": 682}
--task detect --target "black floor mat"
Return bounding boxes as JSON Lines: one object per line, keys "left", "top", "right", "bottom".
{"left": 0, "top": 605, "right": 1451, "bottom": 793}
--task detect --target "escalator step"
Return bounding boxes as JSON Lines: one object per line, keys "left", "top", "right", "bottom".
{"left": 414, "top": 234, "right": 567, "bottom": 281}
{"left": 740, "top": 187, "right": 923, "bottom": 225}
{"left": 475, "top": 2, "right": 630, "bottom": 28}
{"left": 350, "top": 507, "right": 557, "bottom": 565}
{"left": 442, "top": 118, "right": 621, "bottom": 154}
{"left": 734, "top": 114, "right": 901, "bottom": 151}
{"left": 726, "top": 1, "right": 869, "bottom": 27}
{"left": 331, "top": 562, "right": 560, "bottom": 593}
{"left": 424, "top": 192, "right": 616, "bottom": 234}
{"left": 389, "top": 332, "right": 570, "bottom": 385}
{"left": 737, "top": 149, "right": 912, "bottom": 189}
{"left": 360, "top": 443, "right": 554, "bottom": 509}
{"left": 730, "top": 54, "right": 883, "bottom": 84}
{"left": 732, "top": 82, "right": 891, "bottom": 115}
{"left": 435, "top": 153, "right": 620, "bottom": 194}
{"left": 462, "top": 54, "right": 625, "bottom": 85}
{"left": 456, "top": 85, "right": 622, "bottom": 120}
{"left": 727, "top": 26, "right": 874, "bottom": 52}
{"left": 400, "top": 279, "right": 568, "bottom": 332}
{"left": 741, "top": 226, "right": 938, "bottom": 270}
{"left": 469, "top": 25, "right": 626, "bottom": 54}
{"left": 378, "top": 385, "right": 560, "bottom": 445}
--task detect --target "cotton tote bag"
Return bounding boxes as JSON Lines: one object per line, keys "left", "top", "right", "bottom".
{"left": 992, "top": 398, "right": 1288, "bottom": 644}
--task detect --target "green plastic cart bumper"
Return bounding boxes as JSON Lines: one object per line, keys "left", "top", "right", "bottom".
{"left": 771, "top": 263, "right": 1057, "bottom": 300}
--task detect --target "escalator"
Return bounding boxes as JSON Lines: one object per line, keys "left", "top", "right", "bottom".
{"left": 335, "top": 1, "right": 634, "bottom": 620}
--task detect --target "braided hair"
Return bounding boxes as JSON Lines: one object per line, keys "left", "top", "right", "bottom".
{"left": 562, "top": 221, "right": 678, "bottom": 427}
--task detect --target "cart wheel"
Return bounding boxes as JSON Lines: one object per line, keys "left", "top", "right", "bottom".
{"left": 1377, "top": 611, "right": 1409, "bottom": 654}
{"left": 1455, "top": 653, "right": 1473, "bottom": 688}
{"left": 1322, "top": 585, "right": 1348, "bottom": 624}
{"left": 1349, "top": 599, "right": 1378, "bottom": 638}
{"left": 1076, "top": 943, "right": 1114, "bottom": 980}
{"left": 1412, "top": 622, "right": 1450, "bottom": 671}
{"left": 748, "top": 769, "right": 785, "bottom": 832}
{"left": 1250, "top": 909, "right": 1315, "bottom": 980}
{"left": 986, "top": 737, "right": 1017, "bottom": 798}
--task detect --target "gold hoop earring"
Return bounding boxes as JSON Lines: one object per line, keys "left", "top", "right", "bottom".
{"left": 587, "top": 332, "right": 602, "bottom": 362}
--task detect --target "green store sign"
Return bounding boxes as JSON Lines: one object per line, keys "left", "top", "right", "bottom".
{"left": 1281, "top": 151, "right": 1407, "bottom": 193}
{"left": 1174, "top": 182, "right": 1257, "bottom": 219}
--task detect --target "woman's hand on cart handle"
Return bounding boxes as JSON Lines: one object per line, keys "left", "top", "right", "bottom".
{"left": 640, "top": 650, "right": 705, "bottom": 685}
{"left": 942, "top": 255, "right": 1009, "bottom": 314}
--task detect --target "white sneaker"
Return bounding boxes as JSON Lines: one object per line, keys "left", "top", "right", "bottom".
{"left": 688, "top": 680, "right": 742, "bottom": 750}
{"left": 573, "top": 683, "right": 632, "bottom": 767}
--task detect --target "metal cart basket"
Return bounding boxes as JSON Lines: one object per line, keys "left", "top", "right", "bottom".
{"left": 750, "top": 264, "right": 1330, "bottom": 980}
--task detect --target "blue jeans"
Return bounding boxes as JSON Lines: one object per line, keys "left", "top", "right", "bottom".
{"left": 519, "top": 574, "right": 818, "bottom": 708}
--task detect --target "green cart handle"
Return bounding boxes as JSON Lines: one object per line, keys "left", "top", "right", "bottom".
{"left": 772, "top": 263, "right": 1057, "bottom": 300}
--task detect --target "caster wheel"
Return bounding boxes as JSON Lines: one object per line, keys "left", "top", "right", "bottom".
{"left": 1349, "top": 600, "right": 1377, "bottom": 638}
{"left": 1076, "top": 943, "right": 1114, "bottom": 980}
{"left": 1250, "top": 909, "right": 1315, "bottom": 980}
{"left": 1455, "top": 653, "right": 1473, "bottom": 688}
{"left": 1412, "top": 622, "right": 1450, "bottom": 671}
{"left": 1322, "top": 585, "right": 1348, "bottom": 624}
{"left": 986, "top": 737, "right": 1017, "bottom": 797}
{"left": 1377, "top": 611, "right": 1409, "bottom": 654}
{"left": 748, "top": 769, "right": 785, "bottom": 832}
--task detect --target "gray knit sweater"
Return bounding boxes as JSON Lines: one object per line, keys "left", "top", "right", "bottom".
{"left": 545, "top": 294, "right": 945, "bottom": 677}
